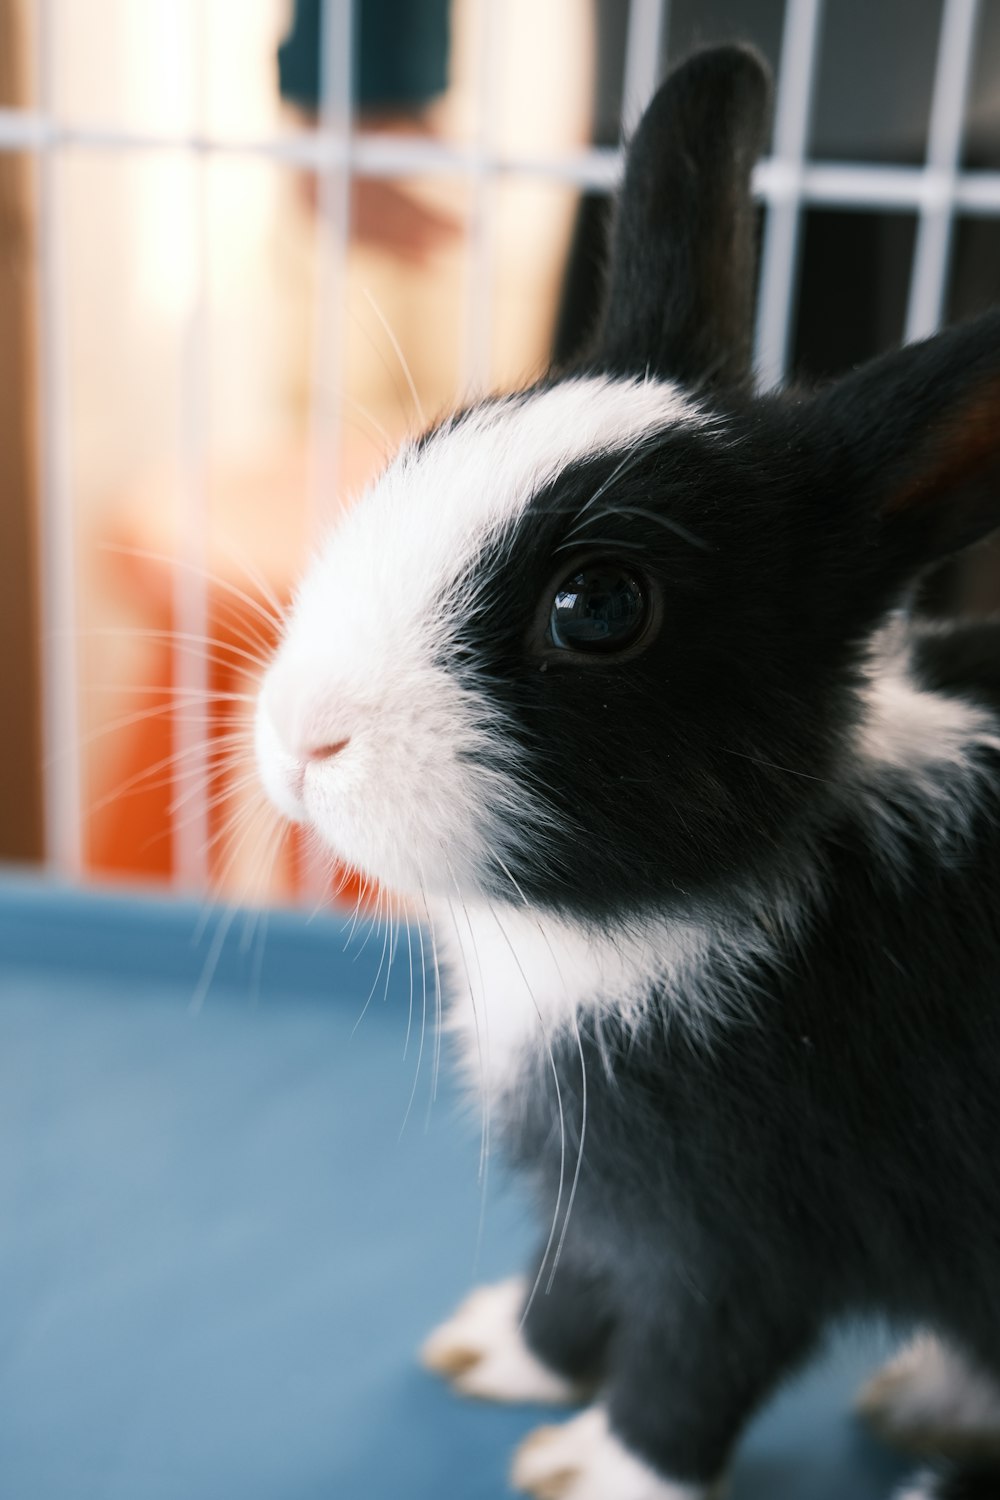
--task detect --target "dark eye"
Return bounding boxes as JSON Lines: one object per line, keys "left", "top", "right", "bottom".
{"left": 548, "top": 562, "right": 650, "bottom": 653}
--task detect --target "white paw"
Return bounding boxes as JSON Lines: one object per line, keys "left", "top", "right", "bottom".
{"left": 857, "top": 1334, "right": 1000, "bottom": 1457}
{"left": 511, "top": 1406, "right": 719, "bottom": 1500}
{"left": 892, "top": 1474, "right": 939, "bottom": 1500}
{"left": 420, "top": 1277, "right": 579, "bottom": 1404}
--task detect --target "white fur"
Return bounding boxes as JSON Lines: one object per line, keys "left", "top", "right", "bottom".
{"left": 421, "top": 1277, "right": 579, "bottom": 1404}
{"left": 256, "top": 375, "right": 700, "bottom": 897}
{"left": 858, "top": 1334, "right": 1000, "bottom": 1451}
{"left": 856, "top": 621, "right": 1000, "bottom": 859}
{"left": 860, "top": 661, "right": 1000, "bottom": 780}
{"left": 434, "top": 899, "right": 711, "bottom": 1095}
{"left": 893, "top": 1479, "right": 937, "bottom": 1500}
{"left": 511, "top": 1406, "right": 720, "bottom": 1500}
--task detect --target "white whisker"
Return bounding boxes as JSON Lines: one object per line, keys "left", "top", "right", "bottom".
{"left": 563, "top": 440, "right": 652, "bottom": 534}
{"left": 486, "top": 900, "right": 568, "bottom": 1332}
{"left": 486, "top": 847, "right": 589, "bottom": 1294}
{"left": 362, "top": 285, "right": 426, "bottom": 430}
{"left": 100, "top": 541, "right": 284, "bottom": 633}
{"left": 399, "top": 879, "right": 431, "bottom": 1140}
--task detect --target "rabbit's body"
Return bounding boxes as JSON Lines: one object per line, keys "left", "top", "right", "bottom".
{"left": 256, "top": 43, "right": 1000, "bottom": 1500}
{"left": 431, "top": 619, "right": 1000, "bottom": 1498}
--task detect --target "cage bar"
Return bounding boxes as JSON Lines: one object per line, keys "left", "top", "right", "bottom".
{"left": 35, "top": 0, "right": 82, "bottom": 876}
{"left": 753, "top": 0, "right": 825, "bottom": 390}
{"left": 300, "top": 0, "right": 354, "bottom": 904}
{"left": 461, "top": 0, "right": 499, "bottom": 397}
{"left": 306, "top": 0, "right": 353, "bottom": 538}
{"left": 6, "top": 0, "right": 1000, "bottom": 896}
{"left": 904, "top": 0, "right": 981, "bottom": 342}
{"left": 621, "top": 0, "right": 669, "bottom": 137}
{"left": 3, "top": 116, "right": 1000, "bottom": 217}
{"left": 172, "top": 9, "right": 212, "bottom": 891}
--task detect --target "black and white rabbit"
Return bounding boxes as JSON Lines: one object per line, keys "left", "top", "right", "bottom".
{"left": 256, "top": 44, "right": 1000, "bottom": 1500}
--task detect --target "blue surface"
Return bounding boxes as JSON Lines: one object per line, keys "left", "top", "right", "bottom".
{"left": 0, "top": 877, "right": 910, "bottom": 1498}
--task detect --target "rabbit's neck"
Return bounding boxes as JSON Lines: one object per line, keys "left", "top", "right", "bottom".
{"left": 434, "top": 902, "right": 749, "bottom": 1100}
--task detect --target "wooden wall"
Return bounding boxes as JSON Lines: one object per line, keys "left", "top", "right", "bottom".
{"left": 0, "top": 0, "right": 45, "bottom": 862}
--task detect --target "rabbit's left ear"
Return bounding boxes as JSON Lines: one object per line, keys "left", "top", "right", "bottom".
{"left": 810, "top": 310, "right": 1000, "bottom": 582}
{"left": 592, "top": 45, "right": 772, "bottom": 390}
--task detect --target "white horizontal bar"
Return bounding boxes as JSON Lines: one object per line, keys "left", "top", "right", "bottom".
{"left": 5, "top": 107, "right": 1000, "bottom": 220}
{"left": 0, "top": 106, "right": 42, "bottom": 147}
{"left": 0, "top": 107, "right": 622, "bottom": 184}
{"left": 758, "top": 159, "right": 1000, "bottom": 215}
{"left": 954, "top": 173, "right": 1000, "bottom": 213}
{"left": 5, "top": 112, "right": 1000, "bottom": 220}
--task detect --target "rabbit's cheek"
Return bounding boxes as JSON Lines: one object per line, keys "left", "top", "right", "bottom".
{"left": 254, "top": 700, "right": 309, "bottom": 824}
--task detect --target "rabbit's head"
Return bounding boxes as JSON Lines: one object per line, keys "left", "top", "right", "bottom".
{"left": 257, "top": 46, "right": 1000, "bottom": 921}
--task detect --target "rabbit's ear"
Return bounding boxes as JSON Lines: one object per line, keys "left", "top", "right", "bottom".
{"left": 812, "top": 311, "right": 1000, "bottom": 581}
{"left": 592, "top": 45, "right": 772, "bottom": 389}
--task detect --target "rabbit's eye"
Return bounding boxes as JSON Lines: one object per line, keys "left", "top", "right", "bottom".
{"left": 548, "top": 563, "right": 649, "bottom": 653}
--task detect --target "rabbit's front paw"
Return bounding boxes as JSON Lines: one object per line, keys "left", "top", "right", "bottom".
{"left": 857, "top": 1334, "right": 1000, "bottom": 1457}
{"left": 511, "top": 1407, "right": 718, "bottom": 1500}
{"left": 421, "top": 1277, "right": 579, "bottom": 1404}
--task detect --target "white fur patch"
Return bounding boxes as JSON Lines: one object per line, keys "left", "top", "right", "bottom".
{"left": 856, "top": 620, "right": 1000, "bottom": 858}
{"left": 893, "top": 1478, "right": 937, "bottom": 1500}
{"left": 433, "top": 899, "right": 710, "bottom": 1096}
{"left": 256, "top": 375, "right": 700, "bottom": 897}
{"left": 511, "top": 1406, "right": 719, "bottom": 1500}
{"left": 857, "top": 1334, "right": 1000, "bottom": 1456}
{"left": 859, "top": 669, "right": 1000, "bottom": 779}
{"left": 420, "top": 1277, "right": 579, "bottom": 1404}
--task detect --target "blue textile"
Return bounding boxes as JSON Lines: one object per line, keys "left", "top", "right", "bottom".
{"left": 0, "top": 879, "right": 909, "bottom": 1498}
{"left": 277, "top": 0, "right": 450, "bottom": 111}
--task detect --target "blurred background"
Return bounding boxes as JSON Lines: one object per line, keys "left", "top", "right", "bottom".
{"left": 2, "top": 0, "right": 1000, "bottom": 909}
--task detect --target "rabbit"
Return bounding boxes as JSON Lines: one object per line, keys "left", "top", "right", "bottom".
{"left": 255, "top": 42, "right": 1000, "bottom": 1500}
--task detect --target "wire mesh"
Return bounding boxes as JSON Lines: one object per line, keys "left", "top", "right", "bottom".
{"left": 5, "top": 0, "right": 999, "bottom": 887}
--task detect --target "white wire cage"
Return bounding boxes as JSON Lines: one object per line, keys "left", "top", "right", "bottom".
{"left": 2, "top": 0, "right": 999, "bottom": 898}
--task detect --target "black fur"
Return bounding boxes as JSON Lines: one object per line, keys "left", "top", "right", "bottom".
{"left": 437, "top": 46, "right": 1000, "bottom": 1497}
{"left": 504, "top": 747, "right": 1000, "bottom": 1485}
{"left": 593, "top": 44, "right": 771, "bottom": 388}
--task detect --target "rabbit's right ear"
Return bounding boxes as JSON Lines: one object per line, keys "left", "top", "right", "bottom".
{"left": 808, "top": 309, "right": 1000, "bottom": 588}
{"left": 592, "top": 45, "right": 772, "bottom": 390}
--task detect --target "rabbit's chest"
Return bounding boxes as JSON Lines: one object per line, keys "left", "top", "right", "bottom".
{"left": 434, "top": 902, "right": 707, "bottom": 1101}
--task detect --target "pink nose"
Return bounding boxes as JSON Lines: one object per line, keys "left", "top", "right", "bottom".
{"left": 302, "top": 738, "right": 350, "bottom": 763}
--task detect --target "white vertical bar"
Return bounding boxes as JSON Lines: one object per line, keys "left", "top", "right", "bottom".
{"left": 904, "top": 0, "right": 981, "bottom": 342}
{"left": 307, "top": 0, "right": 353, "bottom": 536}
{"left": 36, "top": 0, "right": 83, "bottom": 877}
{"left": 621, "top": 0, "right": 669, "bottom": 136}
{"left": 753, "top": 0, "right": 825, "bottom": 389}
{"left": 304, "top": 0, "right": 353, "bottom": 904}
{"left": 462, "top": 0, "right": 499, "bottom": 396}
{"left": 173, "top": 1, "right": 211, "bottom": 891}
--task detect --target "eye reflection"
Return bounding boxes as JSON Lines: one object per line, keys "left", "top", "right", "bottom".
{"left": 548, "top": 563, "right": 649, "bottom": 653}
